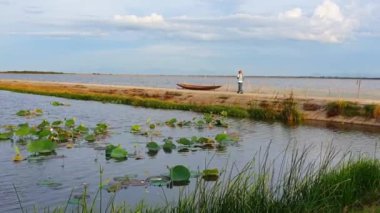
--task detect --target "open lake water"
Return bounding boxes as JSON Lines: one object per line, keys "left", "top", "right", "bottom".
{"left": 1, "top": 90, "right": 380, "bottom": 212}
{"left": 1, "top": 74, "right": 379, "bottom": 99}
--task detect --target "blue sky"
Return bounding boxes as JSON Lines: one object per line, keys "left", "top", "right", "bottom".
{"left": 0, "top": 0, "right": 379, "bottom": 76}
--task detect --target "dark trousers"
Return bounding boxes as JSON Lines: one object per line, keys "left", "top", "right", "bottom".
{"left": 237, "top": 82, "right": 243, "bottom": 94}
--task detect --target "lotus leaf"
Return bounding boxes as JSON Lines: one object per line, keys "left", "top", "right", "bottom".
{"left": 202, "top": 168, "right": 219, "bottom": 177}
{"left": 163, "top": 141, "right": 176, "bottom": 152}
{"left": 0, "top": 132, "right": 12, "bottom": 140}
{"left": 215, "top": 133, "right": 230, "bottom": 143}
{"left": 37, "top": 120, "right": 50, "bottom": 129}
{"left": 74, "top": 124, "right": 89, "bottom": 134}
{"left": 27, "top": 139, "right": 57, "bottom": 154}
{"left": 170, "top": 165, "right": 191, "bottom": 182}
{"left": 52, "top": 120, "right": 63, "bottom": 127}
{"left": 16, "top": 110, "right": 30, "bottom": 116}
{"left": 203, "top": 113, "right": 214, "bottom": 123}
{"left": 105, "top": 144, "right": 117, "bottom": 156}
{"left": 37, "top": 129, "right": 51, "bottom": 138}
{"left": 15, "top": 124, "right": 31, "bottom": 137}
{"left": 95, "top": 122, "right": 108, "bottom": 135}
{"left": 177, "top": 120, "right": 191, "bottom": 127}
{"left": 165, "top": 118, "right": 177, "bottom": 127}
{"left": 107, "top": 182, "right": 124, "bottom": 192}
{"left": 146, "top": 176, "right": 171, "bottom": 187}
{"left": 51, "top": 101, "right": 65, "bottom": 106}
{"left": 65, "top": 118, "right": 76, "bottom": 128}
{"left": 110, "top": 146, "right": 128, "bottom": 160}
{"left": 177, "top": 138, "right": 193, "bottom": 146}
{"left": 149, "top": 124, "right": 156, "bottom": 130}
{"left": 146, "top": 142, "right": 160, "bottom": 152}
{"left": 130, "top": 125, "right": 141, "bottom": 133}
{"left": 85, "top": 134, "right": 96, "bottom": 142}
{"left": 37, "top": 178, "right": 63, "bottom": 188}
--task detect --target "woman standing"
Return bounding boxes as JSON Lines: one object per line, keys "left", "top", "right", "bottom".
{"left": 237, "top": 70, "right": 244, "bottom": 94}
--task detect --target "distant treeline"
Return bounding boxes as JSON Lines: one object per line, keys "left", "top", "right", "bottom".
{"left": 0, "top": 71, "right": 65, "bottom": 74}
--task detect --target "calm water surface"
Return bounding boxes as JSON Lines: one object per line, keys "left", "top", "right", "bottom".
{"left": 0, "top": 90, "right": 379, "bottom": 212}
{"left": 1, "top": 74, "right": 379, "bottom": 99}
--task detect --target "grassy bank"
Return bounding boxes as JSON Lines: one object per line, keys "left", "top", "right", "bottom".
{"left": 326, "top": 100, "right": 380, "bottom": 120}
{"left": 42, "top": 145, "right": 380, "bottom": 212}
{"left": 0, "top": 83, "right": 302, "bottom": 124}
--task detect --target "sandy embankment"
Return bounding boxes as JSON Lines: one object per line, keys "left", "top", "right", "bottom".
{"left": 0, "top": 79, "right": 379, "bottom": 127}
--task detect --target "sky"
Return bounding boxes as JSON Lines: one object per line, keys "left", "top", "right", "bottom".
{"left": 0, "top": 0, "right": 379, "bottom": 76}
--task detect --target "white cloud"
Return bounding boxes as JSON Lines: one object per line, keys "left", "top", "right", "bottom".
{"left": 113, "top": 13, "right": 166, "bottom": 28}
{"left": 279, "top": 8, "right": 303, "bottom": 19}
{"left": 103, "top": 0, "right": 357, "bottom": 43}
{"left": 3, "top": 0, "right": 366, "bottom": 43}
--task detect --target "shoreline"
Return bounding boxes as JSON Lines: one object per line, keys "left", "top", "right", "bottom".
{"left": 0, "top": 79, "right": 379, "bottom": 127}
{"left": 1, "top": 72, "right": 379, "bottom": 80}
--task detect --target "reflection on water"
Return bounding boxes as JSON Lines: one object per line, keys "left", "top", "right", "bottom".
{"left": 0, "top": 90, "right": 379, "bottom": 212}
{"left": 1, "top": 73, "right": 380, "bottom": 99}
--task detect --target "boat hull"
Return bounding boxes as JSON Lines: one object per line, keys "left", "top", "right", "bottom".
{"left": 176, "top": 83, "right": 221, "bottom": 90}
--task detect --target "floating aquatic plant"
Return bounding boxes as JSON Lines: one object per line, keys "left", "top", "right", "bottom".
{"left": 0, "top": 131, "right": 12, "bottom": 140}
{"left": 177, "top": 138, "right": 193, "bottom": 146}
{"left": 94, "top": 122, "right": 108, "bottom": 135}
{"left": 37, "top": 178, "right": 63, "bottom": 188}
{"left": 146, "top": 142, "right": 160, "bottom": 152}
{"left": 51, "top": 101, "right": 66, "bottom": 106}
{"left": 15, "top": 123, "right": 32, "bottom": 137}
{"left": 65, "top": 118, "right": 76, "bottom": 128}
{"left": 105, "top": 144, "right": 117, "bottom": 157}
{"left": 170, "top": 165, "right": 191, "bottom": 183}
{"left": 16, "top": 109, "right": 43, "bottom": 117}
{"left": 85, "top": 134, "right": 96, "bottom": 142}
{"left": 146, "top": 176, "right": 171, "bottom": 187}
{"left": 165, "top": 118, "right": 177, "bottom": 127}
{"left": 27, "top": 139, "right": 57, "bottom": 155}
{"left": 110, "top": 145, "right": 128, "bottom": 160}
{"left": 202, "top": 168, "right": 219, "bottom": 181}
{"left": 163, "top": 140, "right": 176, "bottom": 153}
{"left": 130, "top": 125, "right": 141, "bottom": 133}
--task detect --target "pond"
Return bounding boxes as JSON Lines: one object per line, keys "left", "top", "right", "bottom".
{"left": 0, "top": 90, "right": 379, "bottom": 212}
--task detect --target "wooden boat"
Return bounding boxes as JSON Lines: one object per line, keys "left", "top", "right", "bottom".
{"left": 176, "top": 83, "right": 222, "bottom": 90}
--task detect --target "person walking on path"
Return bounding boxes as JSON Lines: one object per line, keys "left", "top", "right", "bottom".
{"left": 237, "top": 70, "right": 244, "bottom": 94}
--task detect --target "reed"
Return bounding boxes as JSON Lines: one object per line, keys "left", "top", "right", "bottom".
{"left": 36, "top": 144, "right": 380, "bottom": 213}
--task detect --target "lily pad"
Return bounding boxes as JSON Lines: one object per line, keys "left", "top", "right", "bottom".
{"left": 37, "top": 178, "right": 63, "bottom": 188}
{"left": 65, "top": 118, "right": 76, "bottom": 128}
{"left": 177, "top": 138, "right": 193, "bottom": 146}
{"left": 105, "top": 144, "right": 117, "bottom": 157}
{"left": 51, "top": 101, "right": 65, "bottom": 106}
{"left": 0, "top": 132, "right": 12, "bottom": 140}
{"left": 94, "top": 122, "right": 108, "bottom": 135}
{"left": 75, "top": 124, "right": 89, "bottom": 134}
{"left": 163, "top": 141, "right": 176, "bottom": 153}
{"left": 202, "top": 168, "right": 219, "bottom": 178}
{"left": 27, "top": 139, "right": 57, "bottom": 154}
{"left": 165, "top": 118, "right": 177, "bottom": 127}
{"left": 110, "top": 146, "right": 128, "bottom": 160}
{"left": 146, "top": 142, "right": 160, "bottom": 152}
{"left": 170, "top": 165, "right": 191, "bottom": 182}
{"left": 146, "top": 175, "right": 171, "bottom": 187}
{"left": 15, "top": 124, "right": 31, "bottom": 137}
{"left": 85, "top": 134, "right": 96, "bottom": 142}
{"left": 130, "top": 125, "right": 141, "bottom": 133}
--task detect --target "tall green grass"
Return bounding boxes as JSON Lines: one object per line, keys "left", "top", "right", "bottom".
{"left": 26, "top": 144, "right": 380, "bottom": 212}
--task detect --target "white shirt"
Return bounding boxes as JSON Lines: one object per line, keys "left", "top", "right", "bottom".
{"left": 237, "top": 73, "right": 243, "bottom": 83}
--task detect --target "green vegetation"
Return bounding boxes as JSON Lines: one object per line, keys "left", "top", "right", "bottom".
{"left": 39, "top": 147, "right": 380, "bottom": 213}
{"left": 327, "top": 101, "right": 380, "bottom": 118}
{"left": 248, "top": 94, "right": 303, "bottom": 124}
{"left": 16, "top": 109, "right": 43, "bottom": 117}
